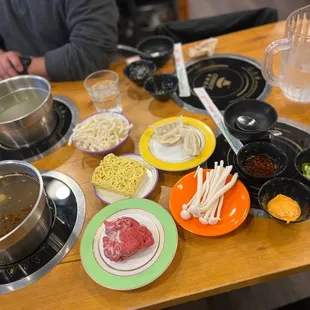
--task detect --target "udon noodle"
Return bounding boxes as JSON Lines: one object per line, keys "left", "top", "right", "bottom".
{"left": 68, "top": 114, "right": 133, "bottom": 152}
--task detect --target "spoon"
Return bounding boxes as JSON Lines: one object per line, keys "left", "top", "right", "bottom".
{"left": 117, "top": 45, "right": 161, "bottom": 58}
{"left": 236, "top": 116, "right": 282, "bottom": 136}
{"left": 236, "top": 115, "right": 259, "bottom": 131}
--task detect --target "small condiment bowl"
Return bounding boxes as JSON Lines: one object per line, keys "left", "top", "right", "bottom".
{"left": 123, "top": 60, "right": 156, "bottom": 87}
{"left": 144, "top": 74, "right": 178, "bottom": 101}
{"left": 258, "top": 177, "right": 310, "bottom": 223}
{"left": 137, "top": 35, "right": 174, "bottom": 67}
{"left": 294, "top": 148, "right": 310, "bottom": 185}
{"left": 223, "top": 99, "right": 278, "bottom": 141}
{"left": 71, "top": 111, "right": 132, "bottom": 155}
{"left": 236, "top": 142, "right": 288, "bottom": 181}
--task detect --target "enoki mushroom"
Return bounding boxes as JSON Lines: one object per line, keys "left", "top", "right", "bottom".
{"left": 180, "top": 161, "right": 238, "bottom": 225}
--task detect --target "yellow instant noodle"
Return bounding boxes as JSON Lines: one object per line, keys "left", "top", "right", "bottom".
{"left": 92, "top": 154, "right": 147, "bottom": 197}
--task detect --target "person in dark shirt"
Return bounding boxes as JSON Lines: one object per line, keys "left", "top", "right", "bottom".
{"left": 0, "top": 0, "right": 119, "bottom": 81}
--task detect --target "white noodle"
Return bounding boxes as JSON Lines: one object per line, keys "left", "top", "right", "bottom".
{"left": 68, "top": 115, "right": 133, "bottom": 152}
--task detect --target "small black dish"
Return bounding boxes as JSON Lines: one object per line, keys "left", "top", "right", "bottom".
{"left": 123, "top": 60, "right": 156, "bottom": 87}
{"left": 295, "top": 148, "right": 310, "bottom": 185}
{"left": 236, "top": 142, "right": 288, "bottom": 181}
{"left": 224, "top": 99, "right": 278, "bottom": 141}
{"left": 137, "top": 35, "right": 174, "bottom": 67}
{"left": 258, "top": 177, "right": 310, "bottom": 223}
{"left": 144, "top": 74, "right": 178, "bottom": 102}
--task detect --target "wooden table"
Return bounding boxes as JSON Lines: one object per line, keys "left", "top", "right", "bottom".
{"left": 3, "top": 21, "right": 310, "bottom": 310}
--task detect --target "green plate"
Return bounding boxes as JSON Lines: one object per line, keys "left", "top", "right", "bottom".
{"left": 80, "top": 198, "right": 178, "bottom": 291}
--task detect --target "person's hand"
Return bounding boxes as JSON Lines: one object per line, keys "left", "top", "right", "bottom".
{"left": 0, "top": 51, "right": 23, "bottom": 80}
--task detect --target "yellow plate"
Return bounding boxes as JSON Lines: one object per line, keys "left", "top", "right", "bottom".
{"left": 139, "top": 117, "right": 216, "bottom": 171}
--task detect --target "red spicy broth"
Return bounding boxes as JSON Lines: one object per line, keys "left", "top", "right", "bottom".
{"left": 0, "top": 174, "right": 40, "bottom": 238}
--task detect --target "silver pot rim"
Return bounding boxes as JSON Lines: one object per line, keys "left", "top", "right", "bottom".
{"left": 0, "top": 75, "right": 51, "bottom": 125}
{"left": 0, "top": 160, "right": 44, "bottom": 242}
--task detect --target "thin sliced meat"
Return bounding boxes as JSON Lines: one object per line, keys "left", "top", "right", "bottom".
{"left": 103, "top": 216, "right": 154, "bottom": 262}
{"left": 104, "top": 216, "right": 140, "bottom": 239}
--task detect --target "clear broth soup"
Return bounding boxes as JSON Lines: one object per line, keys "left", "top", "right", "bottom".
{"left": 0, "top": 88, "right": 48, "bottom": 123}
{"left": 0, "top": 174, "right": 40, "bottom": 238}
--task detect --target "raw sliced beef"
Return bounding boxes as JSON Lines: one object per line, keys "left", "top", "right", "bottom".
{"left": 104, "top": 216, "right": 140, "bottom": 237}
{"left": 103, "top": 216, "right": 154, "bottom": 262}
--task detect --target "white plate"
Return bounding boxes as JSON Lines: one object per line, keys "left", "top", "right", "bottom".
{"left": 149, "top": 125, "right": 206, "bottom": 163}
{"left": 94, "top": 154, "right": 159, "bottom": 204}
{"left": 93, "top": 209, "right": 165, "bottom": 276}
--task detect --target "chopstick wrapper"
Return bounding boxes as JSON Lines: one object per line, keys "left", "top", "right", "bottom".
{"left": 194, "top": 87, "right": 243, "bottom": 155}
{"left": 174, "top": 43, "right": 190, "bottom": 97}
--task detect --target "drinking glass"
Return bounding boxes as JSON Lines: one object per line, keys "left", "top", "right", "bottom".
{"left": 263, "top": 5, "right": 310, "bottom": 103}
{"left": 84, "top": 70, "right": 122, "bottom": 112}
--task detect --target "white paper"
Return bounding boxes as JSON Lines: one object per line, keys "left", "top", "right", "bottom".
{"left": 194, "top": 87, "right": 243, "bottom": 155}
{"left": 188, "top": 38, "right": 218, "bottom": 58}
{"left": 174, "top": 43, "right": 190, "bottom": 97}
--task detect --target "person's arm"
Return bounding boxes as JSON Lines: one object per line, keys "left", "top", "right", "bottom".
{"left": 0, "top": 50, "right": 23, "bottom": 80}
{"left": 0, "top": 36, "right": 24, "bottom": 79}
{"left": 0, "top": 51, "right": 49, "bottom": 80}
{"left": 45, "top": 0, "right": 119, "bottom": 81}
{"left": 0, "top": 37, "right": 4, "bottom": 54}
{"left": 0, "top": 32, "right": 48, "bottom": 79}
{"left": 28, "top": 57, "right": 50, "bottom": 79}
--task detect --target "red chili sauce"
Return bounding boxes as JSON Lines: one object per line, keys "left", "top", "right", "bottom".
{"left": 244, "top": 154, "right": 278, "bottom": 177}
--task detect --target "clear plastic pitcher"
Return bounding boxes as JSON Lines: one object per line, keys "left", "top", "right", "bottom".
{"left": 263, "top": 5, "right": 310, "bottom": 103}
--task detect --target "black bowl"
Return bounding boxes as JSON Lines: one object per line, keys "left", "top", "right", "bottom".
{"left": 258, "top": 178, "right": 310, "bottom": 223}
{"left": 137, "top": 35, "right": 174, "bottom": 68}
{"left": 295, "top": 148, "right": 310, "bottom": 185}
{"left": 236, "top": 142, "right": 288, "bottom": 181}
{"left": 224, "top": 99, "right": 278, "bottom": 141}
{"left": 144, "top": 74, "right": 178, "bottom": 101}
{"left": 123, "top": 60, "right": 156, "bottom": 86}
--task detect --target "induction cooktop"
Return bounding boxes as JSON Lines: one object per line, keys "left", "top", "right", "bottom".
{"left": 172, "top": 54, "right": 271, "bottom": 114}
{"left": 0, "top": 171, "right": 85, "bottom": 294}
{"left": 0, "top": 96, "right": 78, "bottom": 163}
{"left": 204, "top": 118, "right": 310, "bottom": 218}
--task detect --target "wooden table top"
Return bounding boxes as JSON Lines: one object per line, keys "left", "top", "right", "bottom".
{"left": 3, "top": 21, "right": 310, "bottom": 310}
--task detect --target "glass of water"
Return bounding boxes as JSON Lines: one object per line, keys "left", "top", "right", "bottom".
{"left": 84, "top": 70, "right": 122, "bottom": 112}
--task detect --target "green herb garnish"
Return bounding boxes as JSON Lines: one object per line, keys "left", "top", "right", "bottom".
{"left": 302, "top": 162, "right": 310, "bottom": 180}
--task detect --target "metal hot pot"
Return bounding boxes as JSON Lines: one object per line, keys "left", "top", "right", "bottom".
{"left": 0, "top": 75, "right": 56, "bottom": 149}
{"left": 0, "top": 160, "right": 52, "bottom": 265}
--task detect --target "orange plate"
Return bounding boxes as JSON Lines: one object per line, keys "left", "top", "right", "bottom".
{"left": 169, "top": 169, "right": 250, "bottom": 236}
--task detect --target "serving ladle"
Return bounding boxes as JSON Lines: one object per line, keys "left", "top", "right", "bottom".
{"left": 117, "top": 45, "right": 161, "bottom": 58}
{"left": 236, "top": 116, "right": 282, "bottom": 136}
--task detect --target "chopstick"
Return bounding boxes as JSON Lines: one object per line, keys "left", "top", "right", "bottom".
{"left": 194, "top": 87, "right": 243, "bottom": 154}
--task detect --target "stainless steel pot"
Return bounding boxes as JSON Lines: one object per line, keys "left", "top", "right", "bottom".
{"left": 0, "top": 160, "right": 51, "bottom": 265}
{"left": 0, "top": 75, "right": 56, "bottom": 149}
